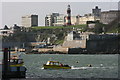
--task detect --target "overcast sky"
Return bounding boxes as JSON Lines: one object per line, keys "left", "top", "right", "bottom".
{"left": 1, "top": 2, "right": 119, "bottom": 27}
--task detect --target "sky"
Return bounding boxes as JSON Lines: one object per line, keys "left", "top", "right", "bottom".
{"left": 0, "top": 1, "right": 119, "bottom": 28}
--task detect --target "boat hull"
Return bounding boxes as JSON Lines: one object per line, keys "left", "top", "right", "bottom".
{"left": 10, "top": 64, "right": 24, "bottom": 67}
{"left": 43, "top": 65, "right": 71, "bottom": 69}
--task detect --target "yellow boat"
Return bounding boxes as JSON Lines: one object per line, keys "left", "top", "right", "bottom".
{"left": 9, "top": 55, "right": 24, "bottom": 67}
{"left": 43, "top": 61, "right": 71, "bottom": 69}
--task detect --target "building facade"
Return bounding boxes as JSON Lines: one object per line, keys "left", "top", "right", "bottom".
{"left": 0, "top": 29, "right": 13, "bottom": 36}
{"left": 53, "top": 14, "right": 65, "bottom": 26}
{"left": 100, "top": 10, "right": 118, "bottom": 24}
{"left": 45, "top": 6, "right": 101, "bottom": 26}
{"left": 22, "top": 15, "right": 38, "bottom": 28}
{"left": 92, "top": 6, "right": 101, "bottom": 17}
{"left": 77, "top": 14, "right": 100, "bottom": 24}
{"left": 75, "top": 6, "right": 101, "bottom": 25}
{"left": 71, "top": 16, "right": 78, "bottom": 25}
{"left": 45, "top": 14, "right": 52, "bottom": 26}
{"left": 0, "top": 24, "right": 21, "bottom": 36}
{"left": 45, "top": 13, "right": 59, "bottom": 26}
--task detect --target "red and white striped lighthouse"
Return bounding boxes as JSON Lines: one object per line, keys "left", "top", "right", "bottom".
{"left": 66, "top": 5, "right": 71, "bottom": 25}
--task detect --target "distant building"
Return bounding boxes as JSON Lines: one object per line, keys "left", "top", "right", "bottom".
{"left": 0, "top": 29, "right": 13, "bottom": 36}
{"left": 53, "top": 15, "right": 80, "bottom": 26}
{"left": 45, "top": 6, "right": 101, "bottom": 26}
{"left": 71, "top": 16, "right": 78, "bottom": 25}
{"left": 100, "top": 10, "right": 119, "bottom": 24}
{"left": 22, "top": 15, "right": 38, "bottom": 27}
{"left": 11, "top": 24, "right": 21, "bottom": 31}
{"left": 0, "top": 25, "right": 13, "bottom": 36}
{"left": 4, "top": 25, "right": 9, "bottom": 30}
{"left": 63, "top": 31, "right": 119, "bottom": 53}
{"left": 66, "top": 31, "right": 74, "bottom": 41}
{"left": 53, "top": 14, "right": 65, "bottom": 26}
{"left": 45, "top": 13, "right": 59, "bottom": 26}
{"left": 75, "top": 6, "right": 101, "bottom": 25}
{"left": 45, "top": 14, "right": 52, "bottom": 26}
{"left": 73, "top": 6, "right": 101, "bottom": 25}
{"left": 77, "top": 14, "right": 100, "bottom": 24}
{"left": 0, "top": 24, "right": 24, "bottom": 36}
{"left": 92, "top": 6, "right": 101, "bottom": 17}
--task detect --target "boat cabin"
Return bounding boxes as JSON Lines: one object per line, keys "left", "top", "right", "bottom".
{"left": 9, "top": 59, "right": 24, "bottom": 65}
{"left": 46, "top": 61, "right": 62, "bottom": 66}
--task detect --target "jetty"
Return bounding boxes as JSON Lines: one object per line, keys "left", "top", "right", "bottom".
{"left": 2, "top": 48, "right": 27, "bottom": 79}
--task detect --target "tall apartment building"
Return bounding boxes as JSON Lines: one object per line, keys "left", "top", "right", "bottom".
{"left": 45, "top": 13, "right": 59, "bottom": 26}
{"left": 22, "top": 15, "right": 38, "bottom": 28}
{"left": 100, "top": 10, "right": 119, "bottom": 24}
{"left": 45, "top": 14, "right": 52, "bottom": 26}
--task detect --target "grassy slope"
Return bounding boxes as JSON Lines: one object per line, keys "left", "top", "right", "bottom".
{"left": 31, "top": 24, "right": 86, "bottom": 29}
{"left": 31, "top": 25, "right": 86, "bottom": 44}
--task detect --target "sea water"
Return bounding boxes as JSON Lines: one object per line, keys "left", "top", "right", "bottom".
{"left": 20, "top": 54, "right": 118, "bottom": 78}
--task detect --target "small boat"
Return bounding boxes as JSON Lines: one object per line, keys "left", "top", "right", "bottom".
{"left": 43, "top": 61, "right": 71, "bottom": 69}
{"left": 8, "top": 55, "right": 24, "bottom": 67}
{"left": 9, "top": 59, "right": 24, "bottom": 67}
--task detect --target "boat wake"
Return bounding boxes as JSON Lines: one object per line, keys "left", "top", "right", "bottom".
{"left": 71, "top": 66, "right": 114, "bottom": 70}
{"left": 41, "top": 67, "right": 44, "bottom": 69}
{"left": 40, "top": 66, "right": 114, "bottom": 70}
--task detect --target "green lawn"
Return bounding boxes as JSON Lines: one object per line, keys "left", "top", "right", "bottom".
{"left": 31, "top": 24, "right": 86, "bottom": 30}
{"left": 54, "top": 40, "right": 64, "bottom": 44}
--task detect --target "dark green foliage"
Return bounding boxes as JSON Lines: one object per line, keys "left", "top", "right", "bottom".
{"left": 2, "top": 31, "right": 36, "bottom": 42}
{"left": 93, "top": 23, "right": 104, "bottom": 34}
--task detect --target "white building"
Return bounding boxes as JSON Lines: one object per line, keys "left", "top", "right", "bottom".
{"left": 66, "top": 31, "right": 74, "bottom": 41}
{"left": 45, "top": 14, "right": 52, "bottom": 26}
{"left": 53, "top": 15, "right": 79, "bottom": 26}
{"left": 71, "top": 16, "right": 77, "bottom": 25}
{"left": 0, "top": 29, "right": 14, "bottom": 36}
{"left": 45, "top": 13, "right": 59, "bottom": 26}
{"left": 53, "top": 14, "right": 65, "bottom": 26}
{"left": 22, "top": 15, "right": 38, "bottom": 28}
{"left": 78, "top": 14, "right": 100, "bottom": 24}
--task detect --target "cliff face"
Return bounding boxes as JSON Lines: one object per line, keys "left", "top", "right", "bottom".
{"left": 2, "top": 31, "right": 36, "bottom": 42}
{"left": 105, "top": 14, "right": 120, "bottom": 33}
{"left": 2, "top": 28, "right": 73, "bottom": 48}
{"left": 32, "top": 28, "right": 73, "bottom": 44}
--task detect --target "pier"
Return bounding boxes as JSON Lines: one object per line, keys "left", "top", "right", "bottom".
{"left": 2, "top": 48, "right": 27, "bottom": 79}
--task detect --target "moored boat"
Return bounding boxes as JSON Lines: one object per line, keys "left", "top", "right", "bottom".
{"left": 9, "top": 59, "right": 24, "bottom": 67}
{"left": 8, "top": 55, "right": 24, "bottom": 67}
{"left": 43, "top": 61, "right": 71, "bottom": 69}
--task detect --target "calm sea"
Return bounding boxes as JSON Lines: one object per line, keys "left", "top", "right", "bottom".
{"left": 0, "top": 52, "right": 119, "bottom": 78}
{"left": 19, "top": 53, "right": 118, "bottom": 78}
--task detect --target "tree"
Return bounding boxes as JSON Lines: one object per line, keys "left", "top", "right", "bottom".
{"left": 94, "top": 23, "right": 103, "bottom": 34}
